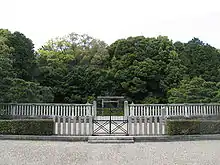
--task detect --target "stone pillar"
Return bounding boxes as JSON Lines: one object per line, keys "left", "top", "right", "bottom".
{"left": 124, "top": 101, "right": 129, "bottom": 117}
{"left": 93, "top": 101, "right": 97, "bottom": 116}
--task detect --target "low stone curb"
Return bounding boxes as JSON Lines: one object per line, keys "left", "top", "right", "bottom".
{"left": 1, "top": 134, "right": 220, "bottom": 142}
{"left": 134, "top": 134, "right": 220, "bottom": 142}
{"left": 0, "top": 135, "right": 88, "bottom": 142}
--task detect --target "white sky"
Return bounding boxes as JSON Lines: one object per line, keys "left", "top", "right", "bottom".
{"left": 1, "top": 0, "right": 220, "bottom": 49}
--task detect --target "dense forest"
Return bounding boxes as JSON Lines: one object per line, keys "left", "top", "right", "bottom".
{"left": 1, "top": 29, "right": 220, "bottom": 104}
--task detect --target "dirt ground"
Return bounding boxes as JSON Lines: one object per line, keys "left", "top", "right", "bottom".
{"left": 0, "top": 140, "right": 219, "bottom": 165}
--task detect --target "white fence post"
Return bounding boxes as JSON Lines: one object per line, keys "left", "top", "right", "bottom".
{"left": 124, "top": 101, "right": 129, "bottom": 117}
{"left": 93, "top": 101, "right": 97, "bottom": 116}
{"left": 184, "top": 104, "right": 188, "bottom": 117}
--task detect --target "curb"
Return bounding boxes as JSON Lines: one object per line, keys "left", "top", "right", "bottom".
{"left": 134, "top": 134, "right": 220, "bottom": 142}
{"left": 1, "top": 134, "right": 220, "bottom": 142}
{"left": 0, "top": 135, "right": 88, "bottom": 142}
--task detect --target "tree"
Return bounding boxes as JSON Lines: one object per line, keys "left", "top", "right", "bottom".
{"left": 37, "top": 33, "right": 110, "bottom": 103}
{"left": 0, "top": 35, "right": 15, "bottom": 102}
{"left": 168, "top": 77, "right": 220, "bottom": 103}
{"left": 6, "top": 79, "right": 54, "bottom": 103}
{"left": 108, "top": 36, "right": 186, "bottom": 103}
{"left": 8, "top": 31, "right": 36, "bottom": 81}
{"left": 176, "top": 38, "right": 220, "bottom": 82}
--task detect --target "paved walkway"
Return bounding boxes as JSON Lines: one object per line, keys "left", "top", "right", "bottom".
{"left": 0, "top": 140, "right": 219, "bottom": 165}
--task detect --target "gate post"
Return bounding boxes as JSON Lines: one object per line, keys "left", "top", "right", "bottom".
{"left": 124, "top": 101, "right": 129, "bottom": 117}
{"left": 92, "top": 101, "right": 97, "bottom": 116}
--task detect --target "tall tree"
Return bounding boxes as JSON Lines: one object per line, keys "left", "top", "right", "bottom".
{"left": 176, "top": 38, "right": 220, "bottom": 82}
{"left": 37, "top": 33, "right": 110, "bottom": 103}
{"left": 108, "top": 36, "right": 186, "bottom": 103}
{"left": 8, "top": 31, "right": 36, "bottom": 81}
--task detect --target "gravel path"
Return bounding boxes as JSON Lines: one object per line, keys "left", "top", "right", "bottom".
{"left": 0, "top": 140, "right": 219, "bottom": 165}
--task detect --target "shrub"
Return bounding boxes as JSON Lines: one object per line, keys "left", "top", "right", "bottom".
{"left": 0, "top": 119, "right": 54, "bottom": 135}
{"left": 166, "top": 120, "right": 220, "bottom": 135}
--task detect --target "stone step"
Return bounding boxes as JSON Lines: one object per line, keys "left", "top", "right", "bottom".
{"left": 88, "top": 136, "right": 134, "bottom": 143}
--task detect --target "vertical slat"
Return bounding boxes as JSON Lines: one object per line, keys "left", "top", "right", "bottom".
{"left": 76, "top": 106, "right": 78, "bottom": 116}
{"left": 84, "top": 117, "right": 87, "bottom": 135}
{"left": 134, "top": 117, "right": 137, "bottom": 135}
{"left": 20, "top": 105, "right": 23, "bottom": 116}
{"left": 57, "top": 105, "right": 60, "bottom": 116}
{"left": 159, "top": 116, "right": 163, "bottom": 135}
{"left": 42, "top": 105, "right": 45, "bottom": 116}
{"left": 23, "top": 105, "right": 26, "bottom": 116}
{"left": 195, "top": 106, "right": 198, "bottom": 116}
{"left": 154, "top": 117, "right": 158, "bottom": 135}
{"left": 78, "top": 116, "right": 81, "bottom": 135}
{"left": 83, "top": 106, "right": 86, "bottom": 116}
{"left": 17, "top": 105, "right": 20, "bottom": 116}
{"left": 68, "top": 105, "right": 70, "bottom": 116}
{"left": 63, "top": 105, "right": 67, "bottom": 116}
{"left": 71, "top": 106, "right": 74, "bottom": 117}
{"left": 144, "top": 117, "right": 147, "bottom": 135}
{"left": 139, "top": 116, "right": 142, "bottom": 135}
{"left": 214, "top": 105, "right": 216, "bottom": 115}
{"left": 40, "top": 105, "right": 43, "bottom": 116}
{"left": 89, "top": 116, "right": 93, "bottom": 135}
{"left": 34, "top": 105, "right": 36, "bottom": 116}
{"left": 153, "top": 106, "right": 155, "bottom": 116}
{"left": 8, "top": 104, "right": 11, "bottom": 116}
{"left": 57, "top": 116, "right": 61, "bottom": 135}
{"left": 149, "top": 117, "right": 152, "bottom": 135}
{"left": 131, "top": 105, "right": 134, "bottom": 116}
{"left": 146, "top": 106, "right": 149, "bottom": 117}
{"left": 80, "top": 106, "right": 82, "bottom": 116}
{"left": 28, "top": 105, "right": 31, "bottom": 116}
{"left": 53, "top": 105, "right": 56, "bottom": 116}
{"left": 128, "top": 117, "right": 132, "bottom": 135}
{"left": 149, "top": 106, "right": 152, "bottom": 116}
{"left": 63, "top": 116, "right": 66, "bottom": 135}
{"left": 73, "top": 117, "right": 76, "bottom": 135}
{"left": 25, "top": 105, "right": 28, "bottom": 116}
{"left": 174, "top": 106, "right": 176, "bottom": 116}
{"left": 68, "top": 117, "right": 71, "bottom": 135}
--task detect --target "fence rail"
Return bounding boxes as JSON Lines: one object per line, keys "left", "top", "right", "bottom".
{"left": 127, "top": 104, "right": 220, "bottom": 117}
{"left": 0, "top": 102, "right": 96, "bottom": 117}
{"left": 1, "top": 102, "right": 220, "bottom": 118}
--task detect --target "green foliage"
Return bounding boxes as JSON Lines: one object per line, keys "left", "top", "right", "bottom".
{"left": 166, "top": 120, "right": 220, "bottom": 135}
{"left": 0, "top": 119, "right": 54, "bottom": 135}
{"left": 168, "top": 77, "right": 220, "bottom": 103}
{"left": 108, "top": 36, "right": 186, "bottom": 102}
{"left": 177, "top": 38, "right": 220, "bottom": 82}
{"left": 36, "top": 33, "right": 110, "bottom": 103}
{"left": 6, "top": 79, "right": 54, "bottom": 103}
{"left": 8, "top": 31, "right": 36, "bottom": 81}
{"left": 1, "top": 28, "right": 220, "bottom": 104}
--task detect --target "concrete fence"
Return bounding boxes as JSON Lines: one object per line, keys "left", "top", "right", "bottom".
{"left": 54, "top": 116, "right": 93, "bottom": 136}
{"left": 128, "top": 116, "right": 165, "bottom": 135}
{"left": 0, "top": 102, "right": 97, "bottom": 117}
{"left": 54, "top": 116, "right": 165, "bottom": 136}
{"left": 126, "top": 102, "right": 220, "bottom": 117}
{"left": 1, "top": 101, "right": 220, "bottom": 118}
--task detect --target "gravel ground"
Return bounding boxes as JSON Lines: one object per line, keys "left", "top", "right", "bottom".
{"left": 0, "top": 140, "right": 220, "bottom": 165}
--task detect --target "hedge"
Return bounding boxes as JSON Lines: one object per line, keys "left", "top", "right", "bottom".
{"left": 0, "top": 119, "right": 54, "bottom": 135}
{"left": 166, "top": 120, "right": 220, "bottom": 135}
